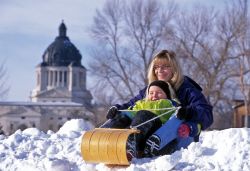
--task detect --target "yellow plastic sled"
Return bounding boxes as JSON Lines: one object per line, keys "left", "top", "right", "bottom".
{"left": 81, "top": 128, "right": 140, "bottom": 165}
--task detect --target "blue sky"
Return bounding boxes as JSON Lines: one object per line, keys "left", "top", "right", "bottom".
{"left": 0, "top": 0, "right": 225, "bottom": 101}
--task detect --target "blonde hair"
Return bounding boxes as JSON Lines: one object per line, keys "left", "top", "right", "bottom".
{"left": 147, "top": 50, "right": 184, "bottom": 91}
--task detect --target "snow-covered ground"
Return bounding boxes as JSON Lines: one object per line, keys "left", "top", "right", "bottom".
{"left": 0, "top": 119, "right": 249, "bottom": 171}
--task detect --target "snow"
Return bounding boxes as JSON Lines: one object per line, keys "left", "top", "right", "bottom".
{"left": 0, "top": 119, "right": 249, "bottom": 171}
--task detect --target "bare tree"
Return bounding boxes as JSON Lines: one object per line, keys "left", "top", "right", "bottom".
{"left": 233, "top": 0, "right": 250, "bottom": 127}
{"left": 166, "top": 1, "right": 250, "bottom": 128}
{"left": 169, "top": 6, "right": 230, "bottom": 110}
{"left": 88, "top": 0, "right": 177, "bottom": 105}
{"left": 0, "top": 60, "right": 9, "bottom": 100}
{"left": 87, "top": 0, "right": 250, "bottom": 129}
{"left": 238, "top": 60, "right": 250, "bottom": 127}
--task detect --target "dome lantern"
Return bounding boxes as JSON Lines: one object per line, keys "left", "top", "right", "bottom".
{"left": 41, "top": 21, "right": 83, "bottom": 67}
{"left": 59, "top": 20, "right": 67, "bottom": 37}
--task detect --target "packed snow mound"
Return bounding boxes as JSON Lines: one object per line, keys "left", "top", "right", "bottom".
{"left": 0, "top": 119, "right": 249, "bottom": 171}
{"left": 57, "top": 119, "right": 94, "bottom": 138}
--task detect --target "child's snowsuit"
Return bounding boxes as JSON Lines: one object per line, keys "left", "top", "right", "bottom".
{"left": 102, "top": 99, "right": 179, "bottom": 157}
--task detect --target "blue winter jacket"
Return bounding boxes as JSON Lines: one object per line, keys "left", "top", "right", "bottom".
{"left": 115, "top": 76, "right": 213, "bottom": 132}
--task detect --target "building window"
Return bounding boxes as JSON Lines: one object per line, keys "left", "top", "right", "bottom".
{"left": 58, "top": 124, "right": 62, "bottom": 130}
{"left": 49, "top": 125, "right": 53, "bottom": 130}
{"left": 241, "top": 115, "right": 250, "bottom": 127}
{"left": 46, "top": 71, "right": 49, "bottom": 86}
{"left": 79, "top": 72, "right": 83, "bottom": 87}
{"left": 67, "top": 71, "right": 70, "bottom": 87}
{"left": 50, "top": 71, "right": 53, "bottom": 86}
{"left": 73, "top": 73, "right": 77, "bottom": 87}
{"left": 37, "top": 73, "right": 40, "bottom": 86}
{"left": 10, "top": 124, "right": 13, "bottom": 131}
{"left": 55, "top": 71, "right": 58, "bottom": 83}
{"left": 59, "top": 71, "right": 62, "bottom": 82}
{"left": 18, "top": 124, "right": 27, "bottom": 131}
{"left": 64, "top": 71, "right": 67, "bottom": 85}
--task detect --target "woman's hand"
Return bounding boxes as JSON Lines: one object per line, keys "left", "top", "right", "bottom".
{"left": 176, "top": 107, "right": 188, "bottom": 120}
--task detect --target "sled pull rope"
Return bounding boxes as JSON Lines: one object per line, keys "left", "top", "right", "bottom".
{"left": 130, "top": 106, "right": 181, "bottom": 129}
{"left": 99, "top": 119, "right": 113, "bottom": 128}
{"left": 119, "top": 107, "right": 176, "bottom": 112}
{"left": 99, "top": 107, "right": 180, "bottom": 128}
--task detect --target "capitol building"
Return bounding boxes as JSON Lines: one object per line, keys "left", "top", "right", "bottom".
{"left": 0, "top": 22, "right": 95, "bottom": 135}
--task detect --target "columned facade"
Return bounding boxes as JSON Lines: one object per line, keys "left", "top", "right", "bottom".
{"left": 0, "top": 101, "right": 95, "bottom": 135}
{"left": 31, "top": 21, "right": 92, "bottom": 106}
{"left": 0, "top": 21, "right": 95, "bottom": 136}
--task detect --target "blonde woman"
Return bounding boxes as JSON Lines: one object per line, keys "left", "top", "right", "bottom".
{"left": 106, "top": 50, "right": 213, "bottom": 157}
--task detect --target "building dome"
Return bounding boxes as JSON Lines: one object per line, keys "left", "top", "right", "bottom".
{"left": 41, "top": 21, "right": 82, "bottom": 67}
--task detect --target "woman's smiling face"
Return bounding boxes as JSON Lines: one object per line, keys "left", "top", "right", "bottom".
{"left": 153, "top": 60, "right": 174, "bottom": 82}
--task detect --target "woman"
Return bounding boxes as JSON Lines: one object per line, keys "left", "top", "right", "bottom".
{"left": 106, "top": 50, "right": 213, "bottom": 157}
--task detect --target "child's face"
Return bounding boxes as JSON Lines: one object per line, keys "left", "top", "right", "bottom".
{"left": 148, "top": 86, "right": 167, "bottom": 101}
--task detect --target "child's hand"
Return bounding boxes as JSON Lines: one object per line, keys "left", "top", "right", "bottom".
{"left": 106, "top": 106, "right": 118, "bottom": 119}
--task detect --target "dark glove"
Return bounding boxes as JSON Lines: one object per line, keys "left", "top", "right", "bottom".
{"left": 176, "top": 107, "right": 188, "bottom": 120}
{"left": 177, "top": 124, "right": 190, "bottom": 138}
{"left": 106, "top": 106, "right": 119, "bottom": 119}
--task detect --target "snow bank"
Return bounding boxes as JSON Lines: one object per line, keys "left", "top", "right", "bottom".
{"left": 0, "top": 119, "right": 249, "bottom": 171}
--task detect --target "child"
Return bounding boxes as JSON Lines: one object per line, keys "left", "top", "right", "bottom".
{"left": 103, "top": 80, "right": 179, "bottom": 158}
{"left": 125, "top": 80, "right": 179, "bottom": 123}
